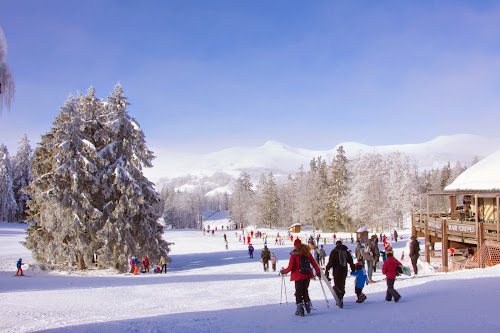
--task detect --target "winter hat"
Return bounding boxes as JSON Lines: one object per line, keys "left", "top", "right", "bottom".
{"left": 320, "top": 245, "right": 323, "bottom": 248}
{"left": 264, "top": 245, "right": 267, "bottom": 248}
{"left": 336, "top": 240, "right": 342, "bottom": 245}
{"left": 386, "top": 249, "right": 394, "bottom": 257}
{"left": 294, "top": 238, "right": 302, "bottom": 247}
{"left": 355, "top": 262, "right": 363, "bottom": 270}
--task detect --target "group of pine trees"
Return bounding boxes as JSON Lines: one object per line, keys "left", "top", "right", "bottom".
{"left": 227, "top": 147, "right": 471, "bottom": 233}
{"left": 0, "top": 135, "right": 33, "bottom": 222}
{"left": 18, "top": 84, "right": 170, "bottom": 271}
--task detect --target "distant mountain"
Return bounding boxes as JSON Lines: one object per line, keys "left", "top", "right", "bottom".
{"left": 145, "top": 134, "right": 500, "bottom": 195}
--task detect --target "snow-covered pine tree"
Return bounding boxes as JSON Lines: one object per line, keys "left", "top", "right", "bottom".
{"left": 95, "top": 83, "right": 169, "bottom": 271}
{"left": 277, "top": 174, "right": 296, "bottom": 228}
{"left": 25, "top": 95, "right": 101, "bottom": 269}
{"left": 12, "top": 134, "right": 33, "bottom": 220}
{"left": 0, "top": 144, "right": 17, "bottom": 221}
{"left": 325, "top": 146, "right": 349, "bottom": 232}
{"left": 228, "top": 172, "right": 254, "bottom": 228}
{"left": 260, "top": 172, "right": 279, "bottom": 229}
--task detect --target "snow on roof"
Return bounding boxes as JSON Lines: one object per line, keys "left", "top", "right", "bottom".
{"left": 445, "top": 149, "right": 500, "bottom": 192}
{"left": 290, "top": 223, "right": 301, "bottom": 227}
{"left": 357, "top": 227, "right": 368, "bottom": 232}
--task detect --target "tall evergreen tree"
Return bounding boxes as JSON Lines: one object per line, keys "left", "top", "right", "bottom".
{"left": 325, "top": 146, "right": 349, "bottom": 231}
{"left": 228, "top": 172, "right": 254, "bottom": 228}
{"left": 0, "top": 144, "right": 17, "bottom": 221}
{"left": 12, "top": 134, "right": 33, "bottom": 220}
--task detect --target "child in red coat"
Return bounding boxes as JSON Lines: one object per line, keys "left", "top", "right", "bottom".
{"left": 382, "top": 248, "right": 402, "bottom": 302}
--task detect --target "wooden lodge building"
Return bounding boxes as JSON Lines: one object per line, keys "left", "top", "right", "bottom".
{"left": 412, "top": 149, "right": 500, "bottom": 271}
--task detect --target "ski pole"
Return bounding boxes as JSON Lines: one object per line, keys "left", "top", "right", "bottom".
{"left": 283, "top": 274, "right": 288, "bottom": 304}
{"left": 318, "top": 275, "right": 330, "bottom": 308}
{"left": 280, "top": 273, "right": 284, "bottom": 305}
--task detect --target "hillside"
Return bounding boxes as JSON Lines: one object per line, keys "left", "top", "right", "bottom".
{"left": 147, "top": 134, "right": 500, "bottom": 194}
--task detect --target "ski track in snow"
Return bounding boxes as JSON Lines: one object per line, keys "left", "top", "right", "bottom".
{"left": 1, "top": 222, "right": 499, "bottom": 332}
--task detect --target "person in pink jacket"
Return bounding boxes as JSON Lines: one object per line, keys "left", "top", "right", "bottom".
{"left": 280, "top": 239, "right": 321, "bottom": 316}
{"left": 382, "top": 248, "right": 402, "bottom": 302}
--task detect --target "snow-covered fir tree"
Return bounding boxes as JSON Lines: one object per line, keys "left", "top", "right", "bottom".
{"left": 11, "top": 134, "right": 33, "bottom": 220}
{"left": 325, "top": 146, "right": 349, "bottom": 232}
{"left": 228, "top": 172, "right": 254, "bottom": 228}
{"left": 0, "top": 144, "right": 17, "bottom": 221}
{"left": 25, "top": 85, "right": 170, "bottom": 271}
{"left": 95, "top": 83, "right": 170, "bottom": 271}
{"left": 258, "top": 172, "right": 279, "bottom": 228}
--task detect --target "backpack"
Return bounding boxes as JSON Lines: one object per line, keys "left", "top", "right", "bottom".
{"left": 299, "top": 255, "right": 311, "bottom": 274}
{"left": 357, "top": 247, "right": 365, "bottom": 261}
{"left": 339, "top": 249, "right": 348, "bottom": 267}
{"left": 365, "top": 243, "right": 373, "bottom": 257}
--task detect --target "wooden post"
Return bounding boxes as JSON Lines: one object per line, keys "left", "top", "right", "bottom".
{"left": 478, "top": 222, "right": 485, "bottom": 269}
{"left": 442, "top": 218, "right": 448, "bottom": 272}
{"left": 475, "top": 194, "right": 480, "bottom": 249}
{"left": 425, "top": 194, "right": 430, "bottom": 264}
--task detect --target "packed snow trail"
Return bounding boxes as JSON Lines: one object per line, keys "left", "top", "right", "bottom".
{"left": 1, "top": 222, "right": 499, "bottom": 332}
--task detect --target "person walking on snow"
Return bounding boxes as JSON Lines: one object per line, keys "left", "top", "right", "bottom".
{"left": 16, "top": 258, "right": 24, "bottom": 276}
{"left": 351, "top": 262, "right": 369, "bottom": 303}
{"left": 270, "top": 253, "right": 278, "bottom": 272}
{"left": 248, "top": 243, "right": 254, "bottom": 258}
{"left": 393, "top": 229, "right": 398, "bottom": 242}
{"left": 280, "top": 239, "right": 321, "bottom": 316}
{"left": 382, "top": 248, "right": 402, "bottom": 302}
{"left": 319, "top": 245, "right": 327, "bottom": 266}
{"left": 261, "top": 245, "right": 271, "bottom": 271}
{"left": 363, "top": 235, "right": 380, "bottom": 283}
{"left": 325, "top": 240, "right": 356, "bottom": 303}
{"left": 409, "top": 235, "right": 420, "bottom": 277}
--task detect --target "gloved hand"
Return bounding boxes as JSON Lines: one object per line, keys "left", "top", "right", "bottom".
{"left": 279, "top": 268, "right": 285, "bottom": 275}
{"left": 317, "top": 271, "right": 321, "bottom": 278}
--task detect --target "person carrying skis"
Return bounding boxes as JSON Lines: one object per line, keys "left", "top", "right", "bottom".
{"left": 382, "top": 248, "right": 402, "bottom": 302}
{"left": 248, "top": 243, "right": 254, "bottom": 258}
{"left": 363, "top": 235, "right": 380, "bottom": 283}
{"left": 270, "top": 253, "right": 278, "bottom": 272}
{"left": 351, "top": 262, "right": 369, "bottom": 303}
{"left": 325, "top": 240, "right": 356, "bottom": 303}
{"left": 280, "top": 239, "right": 321, "bottom": 316}
{"left": 16, "top": 258, "right": 24, "bottom": 276}
{"left": 355, "top": 241, "right": 365, "bottom": 266}
{"left": 409, "top": 235, "right": 420, "bottom": 277}
{"left": 261, "top": 245, "right": 271, "bottom": 271}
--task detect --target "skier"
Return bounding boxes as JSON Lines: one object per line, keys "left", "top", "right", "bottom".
{"left": 247, "top": 235, "right": 251, "bottom": 244}
{"left": 325, "top": 240, "right": 355, "bottom": 303}
{"left": 159, "top": 255, "right": 167, "bottom": 274}
{"left": 248, "top": 243, "right": 254, "bottom": 258}
{"left": 409, "top": 235, "right": 420, "bottom": 277}
{"left": 363, "top": 235, "right": 380, "bottom": 283}
{"left": 270, "top": 253, "right": 278, "bottom": 272}
{"left": 382, "top": 248, "right": 402, "bottom": 302}
{"left": 261, "top": 245, "right": 271, "bottom": 271}
{"left": 280, "top": 239, "right": 321, "bottom": 316}
{"left": 142, "top": 255, "right": 150, "bottom": 273}
{"left": 333, "top": 234, "right": 336, "bottom": 244}
{"left": 350, "top": 262, "right": 369, "bottom": 303}
{"left": 16, "top": 258, "right": 24, "bottom": 276}
{"left": 133, "top": 256, "right": 139, "bottom": 274}
{"left": 393, "top": 229, "right": 398, "bottom": 242}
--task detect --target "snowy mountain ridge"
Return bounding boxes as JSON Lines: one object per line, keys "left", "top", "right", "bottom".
{"left": 146, "top": 134, "right": 500, "bottom": 194}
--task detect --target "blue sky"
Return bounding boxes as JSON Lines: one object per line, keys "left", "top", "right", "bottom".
{"left": 1, "top": 1, "right": 500, "bottom": 155}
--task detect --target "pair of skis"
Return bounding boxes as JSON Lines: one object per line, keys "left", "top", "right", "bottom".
{"left": 318, "top": 269, "right": 343, "bottom": 309}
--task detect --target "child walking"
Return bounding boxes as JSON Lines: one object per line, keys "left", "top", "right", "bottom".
{"left": 382, "top": 248, "right": 402, "bottom": 302}
{"left": 270, "top": 253, "right": 278, "bottom": 272}
{"left": 350, "top": 262, "right": 368, "bottom": 303}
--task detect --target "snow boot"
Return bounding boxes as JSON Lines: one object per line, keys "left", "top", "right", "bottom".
{"left": 295, "top": 303, "right": 305, "bottom": 317}
{"left": 305, "top": 301, "right": 312, "bottom": 314}
{"left": 359, "top": 294, "right": 367, "bottom": 303}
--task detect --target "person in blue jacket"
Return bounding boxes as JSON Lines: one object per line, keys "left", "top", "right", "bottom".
{"left": 248, "top": 243, "right": 254, "bottom": 258}
{"left": 350, "top": 262, "right": 369, "bottom": 303}
{"left": 16, "top": 258, "right": 24, "bottom": 276}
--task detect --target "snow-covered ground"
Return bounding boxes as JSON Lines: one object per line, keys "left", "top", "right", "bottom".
{"left": 1, "top": 221, "right": 499, "bottom": 332}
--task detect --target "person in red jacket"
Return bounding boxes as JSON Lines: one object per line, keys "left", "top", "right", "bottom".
{"left": 142, "top": 255, "right": 150, "bottom": 273}
{"left": 280, "top": 238, "right": 321, "bottom": 316}
{"left": 382, "top": 248, "right": 402, "bottom": 302}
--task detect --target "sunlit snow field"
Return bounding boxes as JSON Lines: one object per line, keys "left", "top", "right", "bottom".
{"left": 1, "top": 221, "right": 499, "bottom": 333}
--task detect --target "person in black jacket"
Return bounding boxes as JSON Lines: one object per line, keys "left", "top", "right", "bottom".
{"left": 325, "top": 240, "right": 356, "bottom": 301}
{"left": 409, "top": 235, "right": 420, "bottom": 277}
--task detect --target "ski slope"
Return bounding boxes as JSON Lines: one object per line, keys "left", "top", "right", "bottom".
{"left": 0, "top": 222, "right": 499, "bottom": 332}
